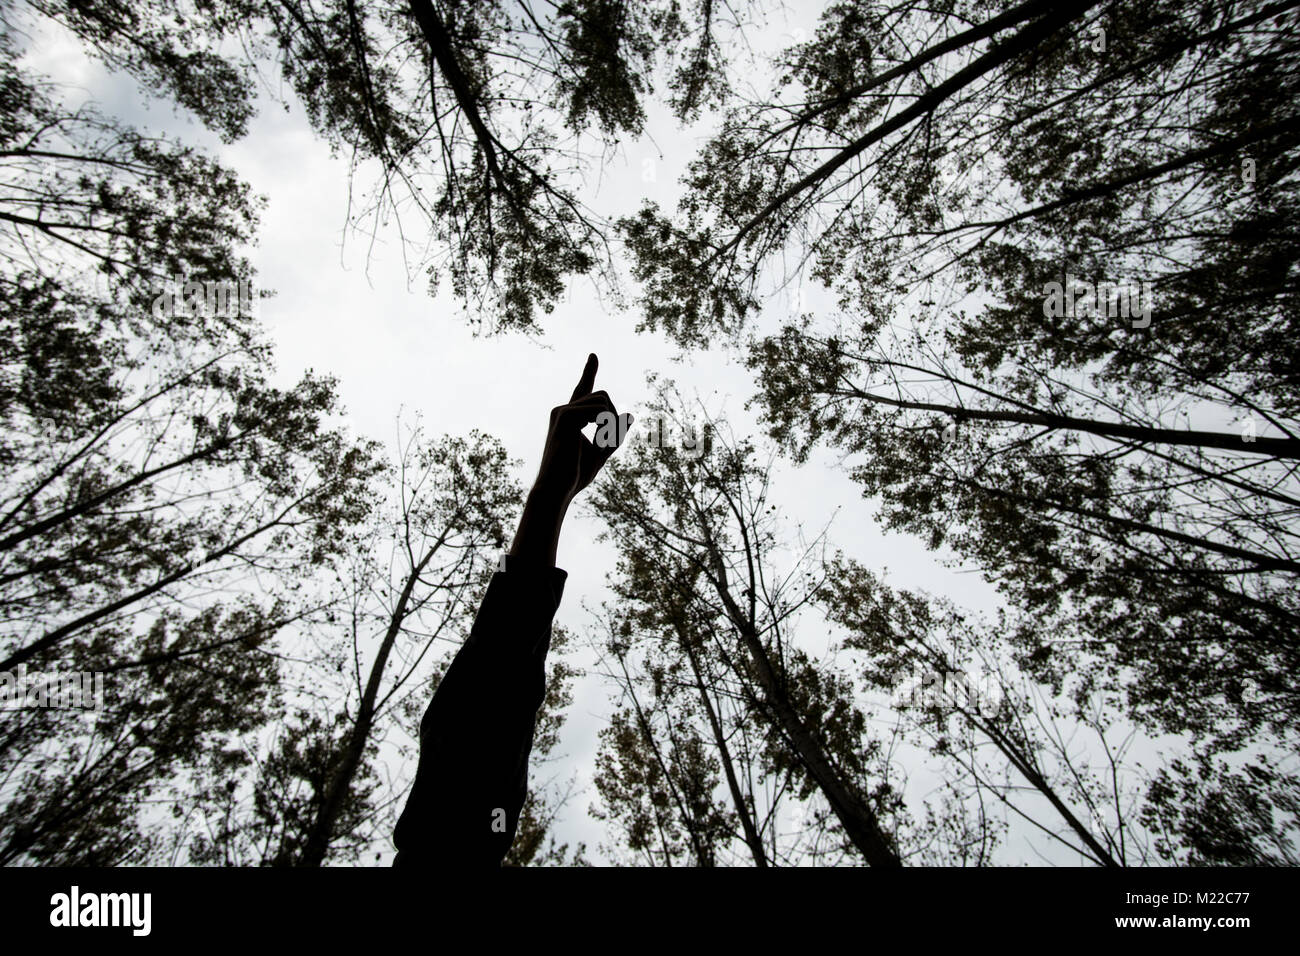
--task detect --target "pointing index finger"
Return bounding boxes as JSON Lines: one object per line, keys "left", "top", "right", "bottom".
{"left": 570, "top": 353, "right": 598, "bottom": 402}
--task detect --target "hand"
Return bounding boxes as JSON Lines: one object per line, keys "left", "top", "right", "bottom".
{"left": 532, "top": 353, "right": 632, "bottom": 509}
{"left": 509, "top": 354, "right": 632, "bottom": 566}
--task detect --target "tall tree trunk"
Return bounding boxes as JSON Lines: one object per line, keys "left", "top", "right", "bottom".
{"left": 700, "top": 491, "right": 902, "bottom": 866}
{"left": 613, "top": 650, "right": 716, "bottom": 866}
{"left": 677, "top": 621, "right": 769, "bottom": 866}
{"left": 298, "top": 548, "right": 433, "bottom": 866}
{"left": 733, "top": 617, "right": 901, "bottom": 867}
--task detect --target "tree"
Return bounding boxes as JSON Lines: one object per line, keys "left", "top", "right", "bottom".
{"left": 0, "top": 41, "right": 386, "bottom": 674}
{"left": 587, "top": 385, "right": 908, "bottom": 865}
{"left": 296, "top": 426, "right": 521, "bottom": 866}
{"left": 0, "top": 603, "right": 287, "bottom": 865}
{"left": 818, "top": 558, "right": 1141, "bottom": 866}
{"left": 26, "top": 0, "right": 758, "bottom": 334}
{"left": 18, "top": 0, "right": 259, "bottom": 141}
{"left": 0, "top": 35, "right": 387, "bottom": 863}
{"left": 621, "top": 0, "right": 1300, "bottom": 772}
{"left": 1141, "top": 749, "right": 1300, "bottom": 865}
{"left": 584, "top": 385, "right": 1291, "bottom": 865}
{"left": 590, "top": 604, "right": 762, "bottom": 867}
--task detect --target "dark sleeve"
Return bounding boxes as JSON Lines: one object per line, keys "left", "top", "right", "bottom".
{"left": 391, "top": 555, "right": 567, "bottom": 867}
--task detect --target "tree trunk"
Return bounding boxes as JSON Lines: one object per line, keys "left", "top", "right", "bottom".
{"left": 298, "top": 548, "right": 433, "bottom": 866}
{"left": 733, "top": 618, "right": 901, "bottom": 867}
{"left": 678, "top": 622, "right": 769, "bottom": 866}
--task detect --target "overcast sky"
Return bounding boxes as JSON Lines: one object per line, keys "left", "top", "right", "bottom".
{"left": 13, "top": 3, "right": 1112, "bottom": 864}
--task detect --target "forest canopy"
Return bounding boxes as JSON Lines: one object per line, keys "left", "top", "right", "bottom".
{"left": 0, "top": 0, "right": 1296, "bottom": 866}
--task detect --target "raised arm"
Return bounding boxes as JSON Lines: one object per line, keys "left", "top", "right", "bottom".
{"left": 392, "top": 354, "right": 630, "bottom": 866}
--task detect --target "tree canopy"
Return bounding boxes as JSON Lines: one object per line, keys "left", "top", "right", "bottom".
{"left": 3, "top": 0, "right": 1297, "bottom": 866}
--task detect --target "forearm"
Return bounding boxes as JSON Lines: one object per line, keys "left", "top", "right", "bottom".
{"left": 508, "top": 486, "right": 570, "bottom": 568}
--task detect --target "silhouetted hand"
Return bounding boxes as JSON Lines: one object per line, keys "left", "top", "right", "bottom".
{"left": 509, "top": 353, "right": 632, "bottom": 566}
{"left": 532, "top": 353, "right": 632, "bottom": 509}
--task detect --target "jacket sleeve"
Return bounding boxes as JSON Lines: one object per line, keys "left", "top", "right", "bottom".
{"left": 391, "top": 555, "right": 567, "bottom": 867}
